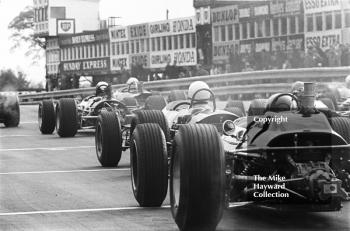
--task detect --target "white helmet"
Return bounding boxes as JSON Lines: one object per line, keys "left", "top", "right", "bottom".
{"left": 291, "top": 81, "right": 304, "bottom": 93}
{"left": 188, "top": 81, "right": 211, "bottom": 101}
{"left": 346, "top": 75, "right": 350, "bottom": 89}
{"left": 126, "top": 77, "right": 139, "bottom": 91}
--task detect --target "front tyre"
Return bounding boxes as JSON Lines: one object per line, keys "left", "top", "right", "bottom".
{"left": 38, "top": 100, "right": 55, "bottom": 134}
{"left": 130, "top": 123, "right": 168, "bottom": 207}
{"left": 95, "top": 111, "right": 122, "bottom": 167}
{"left": 56, "top": 98, "right": 78, "bottom": 137}
{"left": 170, "top": 124, "right": 225, "bottom": 231}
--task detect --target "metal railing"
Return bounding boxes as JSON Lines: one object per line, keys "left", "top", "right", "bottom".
{"left": 19, "top": 67, "right": 350, "bottom": 103}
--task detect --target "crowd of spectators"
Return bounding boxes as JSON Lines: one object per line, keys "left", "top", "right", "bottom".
{"left": 212, "top": 43, "right": 350, "bottom": 75}
{"left": 116, "top": 43, "right": 350, "bottom": 84}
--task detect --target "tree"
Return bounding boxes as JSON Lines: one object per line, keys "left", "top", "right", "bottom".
{"left": 8, "top": 6, "right": 45, "bottom": 64}
{"left": 0, "top": 69, "right": 31, "bottom": 91}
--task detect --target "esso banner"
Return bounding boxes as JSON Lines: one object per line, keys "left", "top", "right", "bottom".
{"left": 305, "top": 30, "right": 341, "bottom": 50}
{"left": 57, "top": 19, "right": 75, "bottom": 35}
{"left": 110, "top": 27, "right": 128, "bottom": 42}
{"left": 304, "top": 0, "right": 341, "bottom": 14}
{"left": 111, "top": 55, "right": 129, "bottom": 71}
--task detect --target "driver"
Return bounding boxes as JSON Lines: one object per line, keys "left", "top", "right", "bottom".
{"left": 187, "top": 81, "right": 212, "bottom": 113}
{"left": 126, "top": 77, "right": 141, "bottom": 93}
{"left": 266, "top": 93, "right": 298, "bottom": 112}
{"left": 95, "top": 81, "right": 112, "bottom": 99}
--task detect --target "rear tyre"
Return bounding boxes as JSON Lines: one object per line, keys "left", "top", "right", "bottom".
{"left": 56, "top": 98, "right": 78, "bottom": 137}
{"left": 225, "top": 100, "right": 245, "bottom": 115}
{"left": 144, "top": 95, "right": 166, "bottom": 110}
{"left": 170, "top": 124, "right": 225, "bottom": 231}
{"left": 168, "top": 90, "right": 187, "bottom": 102}
{"left": 330, "top": 117, "right": 350, "bottom": 143}
{"left": 319, "top": 97, "right": 336, "bottom": 110}
{"left": 4, "top": 101, "right": 20, "bottom": 127}
{"left": 225, "top": 107, "right": 244, "bottom": 117}
{"left": 131, "top": 110, "right": 169, "bottom": 141}
{"left": 130, "top": 123, "right": 168, "bottom": 206}
{"left": 95, "top": 111, "right": 122, "bottom": 167}
{"left": 38, "top": 100, "right": 56, "bottom": 134}
{"left": 248, "top": 99, "right": 267, "bottom": 116}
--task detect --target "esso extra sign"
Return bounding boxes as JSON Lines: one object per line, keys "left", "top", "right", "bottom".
{"left": 305, "top": 30, "right": 341, "bottom": 50}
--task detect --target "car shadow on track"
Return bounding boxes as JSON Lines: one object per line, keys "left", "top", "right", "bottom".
{"left": 218, "top": 204, "right": 345, "bottom": 231}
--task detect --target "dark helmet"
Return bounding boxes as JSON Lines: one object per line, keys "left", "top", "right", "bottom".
{"left": 266, "top": 93, "right": 297, "bottom": 112}
{"left": 95, "top": 81, "right": 111, "bottom": 97}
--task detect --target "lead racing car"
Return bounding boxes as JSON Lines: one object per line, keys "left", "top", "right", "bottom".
{"left": 0, "top": 92, "right": 20, "bottom": 127}
{"left": 128, "top": 82, "right": 350, "bottom": 231}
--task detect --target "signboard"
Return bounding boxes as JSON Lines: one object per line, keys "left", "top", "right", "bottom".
{"left": 287, "top": 35, "right": 304, "bottom": 50}
{"left": 305, "top": 30, "right": 341, "bottom": 50}
{"left": 213, "top": 41, "right": 239, "bottom": 60}
{"left": 111, "top": 55, "right": 130, "bottom": 71}
{"left": 196, "top": 7, "right": 211, "bottom": 25}
{"left": 150, "top": 51, "right": 173, "bottom": 68}
{"left": 304, "top": 0, "right": 341, "bottom": 14}
{"left": 110, "top": 26, "right": 128, "bottom": 42}
{"left": 171, "top": 17, "right": 196, "bottom": 35}
{"left": 149, "top": 48, "right": 197, "bottom": 68}
{"left": 240, "top": 43, "right": 252, "bottom": 53}
{"left": 211, "top": 5, "right": 239, "bottom": 25}
{"left": 129, "top": 54, "right": 150, "bottom": 68}
{"left": 239, "top": 8, "right": 250, "bottom": 18}
{"left": 271, "top": 0, "right": 302, "bottom": 16}
{"left": 149, "top": 20, "right": 172, "bottom": 37}
{"left": 57, "top": 19, "right": 75, "bottom": 35}
{"left": 193, "top": 0, "right": 213, "bottom": 8}
{"left": 272, "top": 38, "right": 287, "bottom": 51}
{"left": 128, "top": 23, "right": 149, "bottom": 39}
{"left": 254, "top": 5, "right": 269, "bottom": 16}
{"left": 173, "top": 48, "right": 197, "bottom": 66}
{"left": 61, "top": 58, "right": 110, "bottom": 74}
{"left": 59, "top": 31, "right": 109, "bottom": 46}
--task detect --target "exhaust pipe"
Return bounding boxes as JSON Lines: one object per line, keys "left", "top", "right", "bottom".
{"left": 299, "top": 82, "right": 316, "bottom": 115}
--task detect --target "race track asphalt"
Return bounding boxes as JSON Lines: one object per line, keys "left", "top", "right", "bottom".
{"left": 0, "top": 105, "right": 349, "bottom": 231}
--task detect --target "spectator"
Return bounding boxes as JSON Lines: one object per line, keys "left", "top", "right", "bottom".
{"left": 210, "top": 65, "right": 219, "bottom": 75}
{"left": 229, "top": 51, "right": 244, "bottom": 72}
{"left": 169, "top": 61, "right": 180, "bottom": 79}
{"left": 327, "top": 45, "right": 338, "bottom": 67}
{"left": 120, "top": 65, "right": 130, "bottom": 84}
{"left": 340, "top": 44, "right": 350, "bottom": 66}
{"left": 289, "top": 45, "right": 302, "bottom": 68}
{"left": 194, "top": 64, "right": 209, "bottom": 76}
{"left": 164, "top": 61, "right": 172, "bottom": 79}
{"left": 304, "top": 46, "right": 316, "bottom": 68}
{"left": 275, "top": 45, "right": 286, "bottom": 69}
{"left": 260, "top": 49, "right": 271, "bottom": 70}
{"left": 282, "top": 59, "right": 291, "bottom": 69}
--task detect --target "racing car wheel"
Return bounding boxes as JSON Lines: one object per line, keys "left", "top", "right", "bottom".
{"left": 189, "top": 88, "right": 216, "bottom": 112}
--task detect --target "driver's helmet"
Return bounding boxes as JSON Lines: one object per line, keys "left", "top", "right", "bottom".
{"left": 126, "top": 77, "right": 139, "bottom": 92}
{"left": 95, "top": 81, "right": 110, "bottom": 97}
{"left": 291, "top": 81, "right": 304, "bottom": 96}
{"left": 266, "top": 93, "right": 297, "bottom": 112}
{"left": 188, "top": 81, "right": 211, "bottom": 102}
{"left": 346, "top": 75, "right": 350, "bottom": 89}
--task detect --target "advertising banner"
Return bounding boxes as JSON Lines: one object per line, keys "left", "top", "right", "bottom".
{"left": 61, "top": 58, "right": 110, "bottom": 74}
{"left": 59, "top": 30, "right": 109, "bottom": 46}
{"left": 239, "top": 8, "right": 251, "bottom": 18}
{"left": 213, "top": 41, "right": 239, "bottom": 61}
{"left": 129, "top": 53, "right": 150, "bottom": 68}
{"left": 254, "top": 5, "right": 269, "bottom": 16}
{"left": 57, "top": 19, "right": 75, "bottom": 35}
{"left": 256, "top": 42, "right": 271, "bottom": 52}
{"left": 287, "top": 35, "right": 304, "bottom": 50}
{"left": 271, "top": 0, "right": 302, "bottom": 16}
{"left": 171, "top": 17, "right": 196, "bottom": 35}
{"left": 128, "top": 23, "right": 149, "bottom": 40}
{"left": 150, "top": 49, "right": 197, "bottom": 68}
{"left": 149, "top": 20, "right": 172, "bottom": 38}
{"left": 173, "top": 48, "right": 197, "bottom": 66}
{"left": 212, "top": 5, "right": 239, "bottom": 26}
{"left": 150, "top": 51, "right": 173, "bottom": 68}
{"left": 111, "top": 55, "right": 130, "bottom": 71}
{"left": 304, "top": 0, "right": 341, "bottom": 14}
{"left": 305, "top": 30, "right": 341, "bottom": 50}
{"left": 110, "top": 26, "right": 128, "bottom": 42}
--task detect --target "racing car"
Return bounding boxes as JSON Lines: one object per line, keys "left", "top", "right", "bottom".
{"left": 0, "top": 92, "right": 20, "bottom": 127}
{"left": 129, "top": 82, "right": 350, "bottom": 230}
{"left": 113, "top": 77, "right": 166, "bottom": 110}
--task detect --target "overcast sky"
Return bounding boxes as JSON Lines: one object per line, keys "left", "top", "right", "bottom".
{"left": 0, "top": 0, "right": 194, "bottom": 85}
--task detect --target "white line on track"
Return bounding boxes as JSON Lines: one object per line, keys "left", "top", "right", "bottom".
{"left": 0, "top": 146, "right": 95, "bottom": 152}
{"left": 0, "top": 135, "right": 38, "bottom": 138}
{"left": 0, "top": 168, "right": 130, "bottom": 175}
{"left": 0, "top": 205, "right": 170, "bottom": 216}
